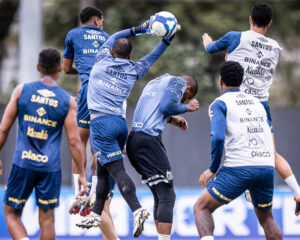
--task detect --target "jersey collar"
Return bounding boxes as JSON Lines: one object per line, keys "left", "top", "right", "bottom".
{"left": 224, "top": 88, "right": 240, "bottom": 94}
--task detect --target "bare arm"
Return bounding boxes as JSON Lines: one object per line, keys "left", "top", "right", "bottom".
{"left": 63, "top": 58, "right": 78, "bottom": 75}
{"left": 0, "top": 85, "right": 23, "bottom": 176}
{"left": 0, "top": 85, "right": 23, "bottom": 151}
{"left": 64, "top": 97, "right": 87, "bottom": 195}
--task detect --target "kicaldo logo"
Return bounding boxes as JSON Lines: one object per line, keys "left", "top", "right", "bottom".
{"left": 21, "top": 150, "right": 48, "bottom": 163}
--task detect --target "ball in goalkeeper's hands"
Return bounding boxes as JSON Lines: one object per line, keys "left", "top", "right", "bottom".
{"left": 149, "top": 11, "right": 181, "bottom": 38}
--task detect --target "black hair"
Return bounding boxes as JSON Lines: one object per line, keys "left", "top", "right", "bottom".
{"left": 80, "top": 6, "right": 103, "bottom": 24}
{"left": 112, "top": 38, "right": 132, "bottom": 59}
{"left": 251, "top": 2, "right": 273, "bottom": 27}
{"left": 38, "top": 48, "right": 61, "bottom": 75}
{"left": 220, "top": 61, "right": 244, "bottom": 87}
{"left": 182, "top": 75, "right": 198, "bottom": 97}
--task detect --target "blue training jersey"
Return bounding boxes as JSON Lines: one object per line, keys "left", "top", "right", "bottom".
{"left": 13, "top": 81, "right": 70, "bottom": 172}
{"left": 63, "top": 25, "right": 110, "bottom": 84}
{"left": 87, "top": 29, "right": 169, "bottom": 117}
{"left": 132, "top": 74, "right": 186, "bottom": 136}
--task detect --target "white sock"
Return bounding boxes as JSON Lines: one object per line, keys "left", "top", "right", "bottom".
{"left": 73, "top": 174, "right": 79, "bottom": 195}
{"left": 201, "top": 236, "right": 214, "bottom": 240}
{"left": 133, "top": 207, "right": 141, "bottom": 216}
{"left": 91, "top": 175, "right": 98, "bottom": 193}
{"left": 158, "top": 233, "right": 170, "bottom": 240}
{"left": 285, "top": 175, "right": 300, "bottom": 200}
{"left": 20, "top": 238, "right": 30, "bottom": 240}
{"left": 90, "top": 211, "right": 100, "bottom": 217}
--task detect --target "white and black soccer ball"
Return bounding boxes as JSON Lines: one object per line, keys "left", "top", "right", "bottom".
{"left": 149, "top": 11, "right": 180, "bottom": 38}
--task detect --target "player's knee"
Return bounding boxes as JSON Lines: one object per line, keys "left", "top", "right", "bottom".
{"left": 193, "top": 198, "right": 206, "bottom": 216}
{"left": 38, "top": 209, "right": 54, "bottom": 227}
{"left": 260, "top": 217, "right": 282, "bottom": 239}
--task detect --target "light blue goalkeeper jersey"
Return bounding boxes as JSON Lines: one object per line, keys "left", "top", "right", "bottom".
{"left": 132, "top": 74, "right": 186, "bottom": 136}
{"left": 87, "top": 29, "right": 169, "bottom": 116}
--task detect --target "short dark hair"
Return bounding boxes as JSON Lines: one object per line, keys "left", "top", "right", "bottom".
{"left": 38, "top": 48, "right": 61, "bottom": 75}
{"left": 182, "top": 75, "right": 198, "bottom": 97}
{"left": 80, "top": 7, "right": 103, "bottom": 24}
{"left": 220, "top": 61, "right": 244, "bottom": 87}
{"left": 112, "top": 38, "right": 132, "bottom": 59}
{"left": 251, "top": 2, "right": 273, "bottom": 27}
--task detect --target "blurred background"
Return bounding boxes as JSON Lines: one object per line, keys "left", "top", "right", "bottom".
{"left": 0, "top": 0, "right": 300, "bottom": 239}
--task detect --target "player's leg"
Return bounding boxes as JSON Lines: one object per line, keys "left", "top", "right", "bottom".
{"left": 100, "top": 196, "right": 118, "bottom": 240}
{"left": 273, "top": 135, "right": 300, "bottom": 214}
{"left": 3, "top": 165, "right": 36, "bottom": 239}
{"left": 254, "top": 208, "right": 282, "bottom": 240}
{"left": 261, "top": 101, "right": 300, "bottom": 215}
{"left": 149, "top": 183, "right": 176, "bottom": 239}
{"left": 149, "top": 186, "right": 159, "bottom": 230}
{"left": 38, "top": 208, "right": 55, "bottom": 240}
{"left": 250, "top": 166, "right": 282, "bottom": 239}
{"left": 193, "top": 189, "right": 223, "bottom": 239}
{"left": 35, "top": 169, "right": 61, "bottom": 239}
{"left": 3, "top": 204, "right": 27, "bottom": 239}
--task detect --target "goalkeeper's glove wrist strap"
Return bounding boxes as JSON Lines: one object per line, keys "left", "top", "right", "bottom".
{"left": 131, "top": 26, "right": 143, "bottom": 36}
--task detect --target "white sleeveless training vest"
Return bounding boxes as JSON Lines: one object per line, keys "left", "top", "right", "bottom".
{"left": 227, "top": 30, "right": 282, "bottom": 101}
{"left": 216, "top": 91, "right": 274, "bottom": 167}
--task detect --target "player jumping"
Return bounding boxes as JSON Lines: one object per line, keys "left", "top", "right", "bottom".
{"left": 63, "top": 7, "right": 119, "bottom": 239}
{"left": 202, "top": 2, "right": 300, "bottom": 215}
{"left": 75, "top": 19, "right": 178, "bottom": 237}
{"left": 126, "top": 73, "right": 199, "bottom": 240}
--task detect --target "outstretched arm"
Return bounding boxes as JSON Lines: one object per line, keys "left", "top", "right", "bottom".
{"left": 0, "top": 84, "right": 22, "bottom": 151}
{"left": 64, "top": 97, "right": 87, "bottom": 195}
{"left": 203, "top": 31, "right": 241, "bottom": 54}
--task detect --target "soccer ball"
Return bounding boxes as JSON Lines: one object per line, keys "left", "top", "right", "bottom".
{"left": 149, "top": 11, "right": 179, "bottom": 38}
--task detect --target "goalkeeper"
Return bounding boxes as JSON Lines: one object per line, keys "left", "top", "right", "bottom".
{"left": 76, "top": 18, "right": 178, "bottom": 238}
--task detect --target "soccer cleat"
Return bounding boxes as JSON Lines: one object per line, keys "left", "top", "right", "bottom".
{"left": 295, "top": 198, "right": 300, "bottom": 216}
{"left": 244, "top": 190, "right": 252, "bottom": 202}
{"left": 76, "top": 214, "right": 102, "bottom": 229}
{"left": 133, "top": 208, "right": 150, "bottom": 237}
{"left": 80, "top": 192, "right": 96, "bottom": 216}
{"left": 69, "top": 195, "right": 87, "bottom": 215}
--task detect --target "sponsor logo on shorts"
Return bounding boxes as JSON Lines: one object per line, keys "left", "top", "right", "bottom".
{"left": 211, "top": 187, "right": 232, "bottom": 203}
{"left": 79, "top": 119, "right": 90, "bottom": 124}
{"left": 258, "top": 201, "right": 272, "bottom": 208}
{"left": 8, "top": 197, "right": 27, "bottom": 205}
{"left": 107, "top": 151, "right": 122, "bottom": 158}
{"left": 21, "top": 150, "right": 48, "bottom": 163}
{"left": 38, "top": 198, "right": 58, "bottom": 205}
{"left": 166, "top": 170, "right": 173, "bottom": 181}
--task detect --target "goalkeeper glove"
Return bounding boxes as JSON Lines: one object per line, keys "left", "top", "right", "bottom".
{"left": 131, "top": 20, "right": 150, "bottom": 36}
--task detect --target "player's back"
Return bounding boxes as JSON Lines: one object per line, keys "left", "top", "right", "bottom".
{"left": 88, "top": 47, "right": 149, "bottom": 117}
{"left": 215, "top": 90, "right": 274, "bottom": 168}
{"left": 227, "top": 30, "right": 282, "bottom": 101}
{"left": 64, "top": 26, "right": 110, "bottom": 83}
{"left": 13, "top": 81, "right": 70, "bottom": 172}
{"left": 132, "top": 74, "right": 186, "bottom": 136}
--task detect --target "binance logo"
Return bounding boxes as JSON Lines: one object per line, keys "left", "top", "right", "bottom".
{"left": 37, "top": 89, "right": 56, "bottom": 98}
{"left": 36, "top": 107, "right": 46, "bottom": 117}
{"left": 92, "top": 41, "right": 100, "bottom": 48}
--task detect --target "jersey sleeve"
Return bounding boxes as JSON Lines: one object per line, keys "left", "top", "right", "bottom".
{"left": 206, "top": 31, "right": 241, "bottom": 54}
{"left": 209, "top": 100, "right": 227, "bottom": 173}
{"left": 159, "top": 77, "right": 187, "bottom": 116}
{"left": 63, "top": 32, "right": 74, "bottom": 59}
{"left": 95, "top": 45, "right": 112, "bottom": 62}
{"left": 135, "top": 41, "right": 169, "bottom": 80}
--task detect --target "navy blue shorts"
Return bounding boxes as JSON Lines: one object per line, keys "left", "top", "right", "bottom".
{"left": 207, "top": 166, "right": 274, "bottom": 211}
{"left": 261, "top": 101, "right": 273, "bottom": 133}
{"left": 4, "top": 164, "right": 61, "bottom": 210}
{"left": 77, "top": 81, "right": 90, "bottom": 129}
{"left": 90, "top": 115, "right": 127, "bottom": 166}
